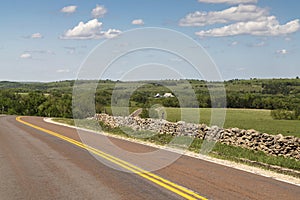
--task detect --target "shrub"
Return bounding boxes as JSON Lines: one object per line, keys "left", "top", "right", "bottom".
{"left": 271, "top": 109, "right": 297, "bottom": 120}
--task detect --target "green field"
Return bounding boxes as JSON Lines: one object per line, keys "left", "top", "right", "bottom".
{"left": 104, "top": 107, "right": 300, "bottom": 137}
{"left": 163, "top": 108, "right": 300, "bottom": 137}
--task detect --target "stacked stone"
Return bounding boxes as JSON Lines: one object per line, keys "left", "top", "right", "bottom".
{"left": 94, "top": 113, "right": 300, "bottom": 160}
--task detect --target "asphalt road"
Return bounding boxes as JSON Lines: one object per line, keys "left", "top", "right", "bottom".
{"left": 0, "top": 115, "right": 299, "bottom": 199}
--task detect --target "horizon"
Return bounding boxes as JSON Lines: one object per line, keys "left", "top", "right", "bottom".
{"left": 1, "top": 76, "right": 300, "bottom": 84}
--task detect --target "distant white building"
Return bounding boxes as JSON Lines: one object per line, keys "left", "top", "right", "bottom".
{"left": 154, "top": 93, "right": 161, "bottom": 98}
{"left": 154, "top": 93, "right": 174, "bottom": 98}
{"left": 163, "top": 93, "right": 174, "bottom": 98}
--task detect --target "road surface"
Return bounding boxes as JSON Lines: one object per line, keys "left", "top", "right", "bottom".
{"left": 0, "top": 115, "right": 299, "bottom": 199}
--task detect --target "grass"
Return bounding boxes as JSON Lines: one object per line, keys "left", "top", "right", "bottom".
{"left": 103, "top": 107, "right": 300, "bottom": 137}
{"left": 53, "top": 118, "right": 300, "bottom": 177}
{"left": 211, "top": 143, "right": 300, "bottom": 177}
{"left": 189, "top": 138, "right": 300, "bottom": 175}
{"left": 164, "top": 108, "right": 300, "bottom": 137}
{"left": 53, "top": 118, "right": 75, "bottom": 125}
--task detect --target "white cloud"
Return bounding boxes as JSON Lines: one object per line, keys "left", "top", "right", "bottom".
{"left": 31, "top": 32, "right": 43, "bottom": 39}
{"left": 61, "top": 19, "right": 102, "bottom": 39}
{"left": 61, "top": 5, "right": 77, "bottom": 14}
{"left": 276, "top": 49, "right": 288, "bottom": 55}
{"left": 230, "top": 41, "right": 238, "bottom": 46}
{"left": 102, "top": 29, "right": 122, "bottom": 39}
{"left": 20, "top": 53, "right": 32, "bottom": 59}
{"left": 251, "top": 41, "right": 266, "bottom": 47}
{"left": 132, "top": 19, "right": 144, "bottom": 25}
{"left": 26, "top": 50, "right": 55, "bottom": 55}
{"left": 196, "top": 17, "right": 300, "bottom": 37}
{"left": 197, "top": 0, "right": 257, "bottom": 4}
{"left": 91, "top": 5, "right": 107, "bottom": 18}
{"left": 179, "top": 5, "right": 268, "bottom": 26}
{"left": 60, "top": 19, "right": 121, "bottom": 40}
{"left": 180, "top": 4, "right": 300, "bottom": 37}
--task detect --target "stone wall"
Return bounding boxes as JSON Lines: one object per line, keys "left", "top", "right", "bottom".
{"left": 94, "top": 113, "right": 300, "bottom": 160}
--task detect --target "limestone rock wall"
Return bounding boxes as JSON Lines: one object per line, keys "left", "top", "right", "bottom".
{"left": 94, "top": 114, "right": 300, "bottom": 160}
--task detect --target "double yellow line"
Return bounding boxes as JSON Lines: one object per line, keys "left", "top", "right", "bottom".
{"left": 16, "top": 116, "right": 207, "bottom": 200}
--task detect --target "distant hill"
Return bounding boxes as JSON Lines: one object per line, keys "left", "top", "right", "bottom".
{"left": 1, "top": 78, "right": 300, "bottom": 119}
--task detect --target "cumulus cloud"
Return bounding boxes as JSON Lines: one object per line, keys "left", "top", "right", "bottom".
{"left": 197, "top": 0, "right": 257, "bottom": 4}
{"left": 180, "top": 3, "right": 300, "bottom": 37}
{"left": 31, "top": 32, "right": 43, "bottom": 39}
{"left": 91, "top": 5, "right": 107, "bottom": 18}
{"left": 196, "top": 17, "right": 300, "bottom": 37}
{"left": 60, "top": 19, "right": 121, "bottom": 39}
{"left": 179, "top": 4, "right": 267, "bottom": 26}
{"left": 20, "top": 53, "right": 32, "bottom": 59}
{"left": 276, "top": 49, "right": 288, "bottom": 55}
{"left": 62, "top": 19, "right": 102, "bottom": 39}
{"left": 61, "top": 5, "right": 77, "bottom": 14}
{"left": 132, "top": 19, "right": 144, "bottom": 25}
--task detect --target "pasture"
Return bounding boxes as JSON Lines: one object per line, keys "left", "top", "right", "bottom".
{"left": 164, "top": 108, "right": 300, "bottom": 137}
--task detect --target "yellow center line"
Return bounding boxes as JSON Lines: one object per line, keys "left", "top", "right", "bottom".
{"left": 16, "top": 116, "right": 207, "bottom": 200}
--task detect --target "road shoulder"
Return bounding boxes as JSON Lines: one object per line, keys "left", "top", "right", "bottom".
{"left": 44, "top": 117, "right": 300, "bottom": 186}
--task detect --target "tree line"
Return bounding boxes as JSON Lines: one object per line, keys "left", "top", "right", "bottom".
{"left": 1, "top": 78, "right": 300, "bottom": 120}
{"left": 0, "top": 90, "right": 72, "bottom": 118}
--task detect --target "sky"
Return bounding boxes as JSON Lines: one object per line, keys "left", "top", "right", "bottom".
{"left": 0, "top": 0, "right": 299, "bottom": 81}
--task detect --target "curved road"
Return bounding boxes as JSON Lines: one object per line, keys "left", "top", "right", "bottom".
{"left": 0, "top": 115, "right": 299, "bottom": 199}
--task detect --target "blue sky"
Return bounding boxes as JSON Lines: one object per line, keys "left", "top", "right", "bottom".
{"left": 0, "top": 0, "right": 299, "bottom": 81}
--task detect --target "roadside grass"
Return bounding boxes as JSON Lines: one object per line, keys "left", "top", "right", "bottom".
{"left": 53, "top": 118, "right": 74, "bottom": 126}
{"left": 53, "top": 118, "right": 300, "bottom": 177}
{"left": 212, "top": 143, "right": 300, "bottom": 171}
{"left": 189, "top": 138, "right": 300, "bottom": 174}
